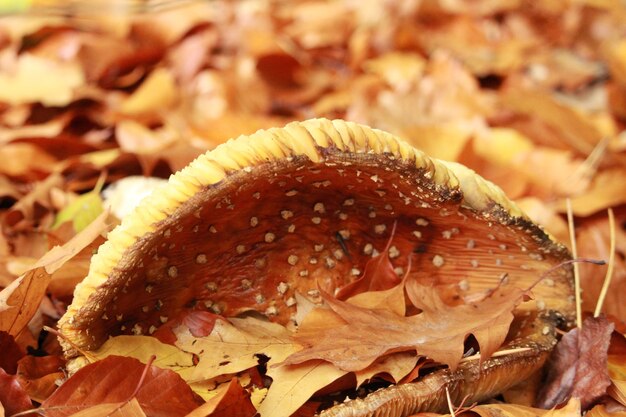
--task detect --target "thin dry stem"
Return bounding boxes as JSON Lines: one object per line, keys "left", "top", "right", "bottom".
{"left": 446, "top": 386, "right": 456, "bottom": 417}
{"left": 43, "top": 325, "right": 98, "bottom": 363}
{"left": 594, "top": 208, "right": 616, "bottom": 317}
{"left": 458, "top": 347, "right": 532, "bottom": 364}
{"left": 566, "top": 199, "right": 582, "bottom": 329}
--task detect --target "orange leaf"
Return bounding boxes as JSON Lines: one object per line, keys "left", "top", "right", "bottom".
{"left": 42, "top": 355, "right": 202, "bottom": 417}
{"left": 184, "top": 378, "right": 256, "bottom": 417}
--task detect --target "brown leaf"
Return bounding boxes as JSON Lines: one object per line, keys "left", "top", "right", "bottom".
{"left": 17, "top": 355, "right": 66, "bottom": 403}
{"left": 0, "top": 331, "right": 25, "bottom": 374}
{"left": 284, "top": 281, "right": 526, "bottom": 371}
{"left": 184, "top": 378, "right": 256, "bottom": 417}
{"left": 335, "top": 222, "right": 401, "bottom": 300}
{"left": 0, "top": 211, "right": 108, "bottom": 336}
{"left": 42, "top": 355, "right": 203, "bottom": 417}
{"left": 259, "top": 360, "right": 346, "bottom": 417}
{"left": 0, "top": 367, "right": 32, "bottom": 416}
{"left": 68, "top": 398, "right": 147, "bottom": 417}
{"left": 536, "top": 316, "right": 614, "bottom": 410}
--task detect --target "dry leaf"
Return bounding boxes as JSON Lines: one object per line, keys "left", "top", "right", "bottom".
{"left": 119, "top": 68, "right": 177, "bottom": 116}
{"left": 176, "top": 317, "right": 300, "bottom": 383}
{"left": 42, "top": 355, "right": 202, "bottom": 417}
{"left": 17, "top": 355, "right": 66, "bottom": 403}
{"left": 0, "top": 54, "right": 84, "bottom": 106}
{"left": 0, "top": 211, "right": 108, "bottom": 336}
{"left": 284, "top": 281, "right": 526, "bottom": 372}
{"left": 68, "top": 398, "right": 147, "bottom": 417}
{"left": 335, "top": 224, "right": 402, "bottom": 300}
{"left": 0, "top": 331, "right": 25, "bottom": 374}
{"left": 537, "top": 316, "right": 614, "bottom": 410}
{"left": 259, "top": 360, "right": 347, "bottom": 417}
{"left": 85, "top": 335, "right": 194, "bottom": 374}
{"left": 469, "top": 397, "right": 582, "bottom": 417}
{"left": 0, "top": 367, "right": 32, "bottom": 416}
{"left": 184, "top": 378, "right": 256, "bottom": 417}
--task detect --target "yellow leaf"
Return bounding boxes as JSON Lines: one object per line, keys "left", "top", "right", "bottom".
{"left": 120, "top": 68, "right": 177, "bottom": 115}
{"left": 88, "top": 335, "right": 194, "bottom": 373}
{"left": 176, "top": 317, "right": 300, "bottom": 383}
{"left": 53, "top": 191, "right": 104, "bottom": 232}
{"left": 259, "top": 360, "right": 347, "bottom": 417}
{"left": 0, "top": 54, "right": 84, "bottom": 106}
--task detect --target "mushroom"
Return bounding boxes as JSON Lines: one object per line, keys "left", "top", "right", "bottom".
{"left": 58, "top": 119, "right": 573, "bottom": 415}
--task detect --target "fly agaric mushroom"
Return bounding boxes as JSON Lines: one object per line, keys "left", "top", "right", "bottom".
{"left": 58, "top": 119, "right": 573, "bottom": 416}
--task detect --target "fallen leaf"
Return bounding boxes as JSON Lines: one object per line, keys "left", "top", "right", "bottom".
{"left": 577, "top": 214, "right": 626, "bottom": 322}
{"left": 259, "top": 360, "right": 347, "bottom": 417}
{"left": 86, "top": 334, "right": 194, "bottom": 375}
{"left": 42, "top": 355, "right": 202, "bottom": 417}
{"left": 0, "top": 54, "right": 84, "bottom": 106}
{"left": 587, "top": 404, "right": 626, "bottom": 417}
{"left": 284, "top": 280, "right": 526, "bottom": 371}
{"left": 0, "top": 367, "right": 32, "bottom": 416}
{"left": 536, "top": 316, "right": 614, "bottom": 410}
{"left": 354, "top": 352, "right": 418, "bottom": 387}
{"left": 119, "top": 68, "right": 177, "bottom": 116}
{"left": 153, "top": 310, "right": 222, "bottom": 345}
{"left": 469, "top": 397, "right": 581, "bottom": 417}
{"left": 52, "top": 186, "right": 104, "bottom": 232}
{"left": 68, "top": 398, "right": 147, "bottom": 417}
{"left": 17, "top": 355, "right": 66, "bottom": 403}
{"left": 176, "top": 317, "right": 299, "bottom": 383}
{"left": 184, "top": 378, "right": 256, "bottom": 417}
{"left": 608, "top": 333, "right": 626, "bottom": 407}
{"left": 0, "top": 211, "right": 108, "bottom": 336}
{"left": 335, "top": 222, "right": 401, "bottom": 300}
{"left": 0, "top": 331, "right": 25, "bottom": 374}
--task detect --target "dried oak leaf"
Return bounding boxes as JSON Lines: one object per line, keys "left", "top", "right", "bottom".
{"left": 536, "top": 316, "right": 614, "bottom": 410}
{"left": 42, "top": 355, "right": 202, "bottom": 417}
{"left": 284, "top": 279, "right": 527, "bottom": 372}
{"left": 0, "top": 367, "right": 32, "bottom": 416}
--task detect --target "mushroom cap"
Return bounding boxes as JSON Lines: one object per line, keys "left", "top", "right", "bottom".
{"left": 58, "top": 118, "right": 573, "bottom": 354}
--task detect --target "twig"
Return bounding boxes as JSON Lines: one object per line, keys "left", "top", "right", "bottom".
{"left": 594, "top": 208, "right": 616, "bottom": 317}
{"left": 446, "top": 386, "right": 456, "bottom": 417}
{"left": 43, "top": 325, "right": 98, "bottom": 363}
{"left": 459, "top": 347, "right": 532, "bottom": 364}
{"left": 566, "top": 199, "right": 582, "bottom": 329}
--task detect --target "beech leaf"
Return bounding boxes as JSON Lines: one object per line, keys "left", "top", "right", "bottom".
{"left": 184, "top": 378, "right": 256, "bottom": 417}
{"left": 87, "top": 335, "right": 194, "bottom": 374}
{"left": 176, "top": 317, "right": 300, "bottom": 383}
{"left": 42, "top": 355, "right": 202, "bottom": 417}
{"left": 68, "top": 398, "right": 147, "bottom": 417}
{"left": 0, "top": 367, "right": 32, "bottom": 417}
{"left": 536, "top": 316, "right": 614, "bottom": 410}
{"left": 259, "top": 360, "right": 347, "bottom": 417}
